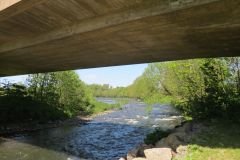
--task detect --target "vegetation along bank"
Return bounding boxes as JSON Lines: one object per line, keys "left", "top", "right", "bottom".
{"left": 90, "top": 57, "right": 240, "bottom": 160}
{"left": 0, "top": 71, "right": 121, "bottom": 134}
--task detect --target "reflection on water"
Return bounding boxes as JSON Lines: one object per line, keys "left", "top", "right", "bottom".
{"left": 0, "top": 99, "right": 183, "bottom": 160}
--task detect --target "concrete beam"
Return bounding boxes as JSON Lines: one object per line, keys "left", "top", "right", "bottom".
{"left": 0, "top": 0, "right": 219, "bottom": 53}
{"left": 0, "top": 0, "right": 21, "bottom": 11}
{"left": 0, "top": 0, "right": 47, "bottom": 22}
{"left": 0, "top": 0, "right": 239, "bottom": 76}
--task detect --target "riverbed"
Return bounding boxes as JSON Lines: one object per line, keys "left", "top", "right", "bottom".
{"left": 0, "top": 98, "right": 183, "bottom": 160}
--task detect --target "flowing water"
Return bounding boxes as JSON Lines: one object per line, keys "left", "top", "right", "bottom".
{"left": 0, "top": 98, "right": 183, "bottom": 160}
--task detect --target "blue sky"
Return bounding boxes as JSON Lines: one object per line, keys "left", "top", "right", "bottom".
{"left": 0, "top": 64, "right": 148, "bottom": 87}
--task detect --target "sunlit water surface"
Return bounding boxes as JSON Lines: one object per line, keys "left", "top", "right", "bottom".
{"left": 0, "top": 98, "right": 183, "bottom": 160}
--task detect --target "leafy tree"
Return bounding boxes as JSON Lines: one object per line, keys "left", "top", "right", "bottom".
{"left": 125, "top": 57, "right": 240, "bottom": 121}
{"left": 27, "top": 71, "right": 94, "bottom": 117}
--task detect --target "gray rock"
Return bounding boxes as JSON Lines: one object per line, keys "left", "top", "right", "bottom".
{"left": 171, "top": 132, "right": 188, "bottom": 142}
{"left": 182, "top": 122, "right": 192, "bottom": 133}
{"left": 144, "top": 148, "right": 172, "bottom": 160}
{"left": 137, "top": 144, "right": 152, "bottom": 157}
{"left": 155, "top": 138, "right": 169, "bottom": 148}
{"left": 165, "top": 134, "right": 183, "bottom": 150}
{"left": 127, "top": 147, "right": 139, "bottom": 160}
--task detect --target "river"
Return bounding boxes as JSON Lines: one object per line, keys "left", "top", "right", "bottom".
{"left": 0, "top": 98, "right": 183, "bottom": 160}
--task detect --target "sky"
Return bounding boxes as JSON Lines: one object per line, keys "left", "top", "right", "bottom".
{"left": 0, "top": 64, "right": 148, "bottom": 87}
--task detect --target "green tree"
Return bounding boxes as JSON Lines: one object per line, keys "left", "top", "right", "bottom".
{"left": 27, "top": 71, "right": 94, "bottom": 117}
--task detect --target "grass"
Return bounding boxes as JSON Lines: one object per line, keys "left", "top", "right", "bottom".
{"left": 90, "top": 98, "right": 130, "bottom": 114}
{"left": 177, "top": 121, "right": 240, "bottom": 160}
{"left": 90, "top": 101, "right": 121, "bottom": 114}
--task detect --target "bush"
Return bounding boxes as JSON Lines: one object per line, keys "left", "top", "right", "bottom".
{"left": 172, "top": 58, "right": 240, "bottom": 121}
{"left": 0, "top": 71, "right": 97, "bottom": 123}
{"left": 0, "top": 93, "right": 67, "bottom": 123}
{"left": 144, "top": 93, "right": 173, "bottom": 104}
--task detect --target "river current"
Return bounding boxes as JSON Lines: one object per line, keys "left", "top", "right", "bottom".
{"left": 0, "top": 98, "right": 183, "bottom": 160}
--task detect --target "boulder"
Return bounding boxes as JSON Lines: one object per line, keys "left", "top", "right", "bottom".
{"left": 137, "top": 144, "right": 152, "bottom": 157}
{"left": 174, "top": 122, "right": 192, "bottom": 133}
{"left": 119, "top": 158, "right": 126, "bottom": 160}
{"left": 165, "top": 134, "right": 183, "bottom": 150}
{"left": 182, "top": 122, "right": 192, "bottom": 133}
{"left": 144, "top": 148, "right": 172, "bottom": 160}
{"left": 155, "top": 138, "right": 169, "bottom": 148}
{"left": 132, "top": 158, "right": 147, "bottom": 160}
{"left": 127, "top": 147, "right": 139, "bottom": 160}
{"left": 171, "top": 132, "right": 188, "bottom": 143}
{"left": 174, "top": 126, "right": 186, "bottom": 133}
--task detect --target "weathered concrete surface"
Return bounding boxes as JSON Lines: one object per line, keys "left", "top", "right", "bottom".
{"left": 0, "top": 0, "right": 239, "bottom": 76}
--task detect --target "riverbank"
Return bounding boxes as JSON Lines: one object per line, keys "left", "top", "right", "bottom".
{"left": 0, "top": 118, "right": 81, "bottom": 136}
{"left": 0, "top": 102, "right": 185, "bottom": 159}
{"left": 122, "top": 120, "right": 240, "bottom": 160}
{"left": 0, "top": 97, "right": 128, "bottom": 136}
{"left": 179, "top": 121, "right": 240, "bottom": 160}
{"left": 0, "top": 104, "right": 119, "bottom": 136}
{"left": 121, "top": 121, "right": 199, "bottom": 160}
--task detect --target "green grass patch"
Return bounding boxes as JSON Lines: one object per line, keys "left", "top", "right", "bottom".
{"left": 178, "top": 121, "right": 240, "bottom": 160}
{"left": 90, "top": 100, "right": 122, "bottom": 114}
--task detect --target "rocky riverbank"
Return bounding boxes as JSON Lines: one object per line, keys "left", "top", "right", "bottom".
{"left": 0, "top": 118, "right": 85, "bottom": 136}
{"left": 121, "top": 121, "right": 204, "bottom": 160}
{"left": 0, "top": 102, "right": 186, "bottom": 160}
{"left": 0, "top": 110, "right": 114, "bottom": 136}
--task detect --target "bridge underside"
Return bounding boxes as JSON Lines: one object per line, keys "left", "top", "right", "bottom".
{"left": 0, "top": 0, "right": 239, "bottom": 76}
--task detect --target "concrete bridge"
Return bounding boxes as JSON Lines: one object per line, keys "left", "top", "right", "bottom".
{"left": 0, "top": 0, "right": 239, "bottom": 76}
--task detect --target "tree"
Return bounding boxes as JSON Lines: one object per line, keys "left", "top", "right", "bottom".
{"left": 27, "top": 71, "right": 94, "bottom": 117}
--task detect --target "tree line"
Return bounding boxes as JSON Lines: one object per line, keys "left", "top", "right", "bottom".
{"left": 0, "top": 71, "right": 118, "bottom": 123}
{"left": 90, "top": 57, "right": 240, "bottom": 121}
{"left": 1, "top": 57, "right": 240, "bottom": 123}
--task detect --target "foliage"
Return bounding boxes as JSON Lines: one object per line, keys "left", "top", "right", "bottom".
{"left": 89, "top": 57, "right": 240, "bottom": 121}
{"left": 144, "top": 94, "right": 173, "bottom": 104}
{"left": 125, "top": 57, "right": 240, "bottom": 121}
{"left": 0, "top": 83, "right": 66, "bottom": 123}
{"left": 174, "top": 58, "right": 240, "bottom": 120}
{"left": 88, "top": 84, "right": 128, "bottom": 98}
{"left": 27, "top": 71, "right": 95, "bottom": 118}
{"left": 0, "top": 71, "right": 128, "bottom": 124}
{"left": 127, "top": 75, "right": 154, "bottom": 99}
{"left": 0, "top": 71, "right": 118, "bottom": 123}
{"left": 1, "top": 57, "right": 240, "bottom": 123}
